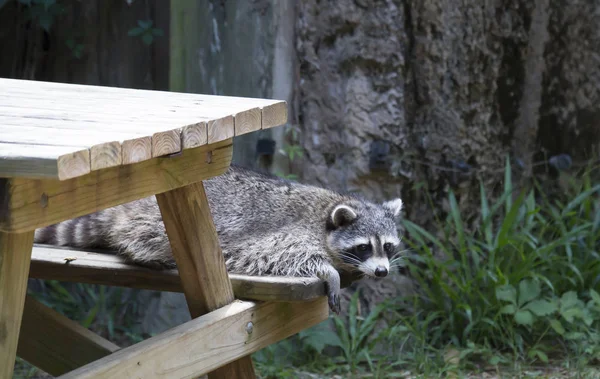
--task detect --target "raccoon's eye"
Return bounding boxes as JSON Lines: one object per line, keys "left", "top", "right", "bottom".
{"left": 384, "top": 243, "right": 394, "bottom": 252}
{"left": 357, "top": 244, "right": 369, "bottom": 252}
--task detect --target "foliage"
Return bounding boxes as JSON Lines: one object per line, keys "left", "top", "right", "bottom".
{"left": 274, "top": 125, "right": 303, "bottom": 181}
{"left": 27, "top": 280, "right": 148, "bottom": 343}
{"left": 127, "top": 19, "right": 164, "bottom": 46}
{"left": 398, "top": 158, "right": 600, "bottom": 369}
{"left": 18, "top": 0, "right": 64, "bottom": 31}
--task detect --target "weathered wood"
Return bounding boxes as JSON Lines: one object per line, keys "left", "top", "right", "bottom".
{"left": 0, "top": 139, "right": 233, "bottom": 233}
{"left": 0, "top": 78, "right": 286, "bottom": 180}
{"left": 58, "top": 298, "right": 329, "bottom": 379}
{"left": 261, "top": 102, "right": 288, "bottom": 129}
{"left": 182, "top": 121, "right": 208, "bottom": 149}
{"left": 156, "top": 182, "right": 257, "bottom": 378}
{"left": 17, "top": 295, "right": 120, "bottom": 376}
{"left": 208, "top": 115, "right": 235, "bottom": 144}
{"left": 234, "top": 107, "right": 262, "bottom": 136}
{"left": 152, "top": 129, "right": 181, "bottom": 157}
{"left": 29, "top": 245, "right": 326, "bottom": 302}
{"left": 90, "top": 141, "right": 122, "bottom": 171}
{"left": 121, "top": 136, "right": 153, "bottom": 165}
{"left": 0, "top": 230, "right": 34, "bottom": 379}
{"left": 0, "top": 143, "right": 90, "bottom": 179}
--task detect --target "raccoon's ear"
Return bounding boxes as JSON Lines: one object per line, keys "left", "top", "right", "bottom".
{"left": 383, "top": 198, "right": 403, "bottom": 217}
{"left": 330, "top": 205, "right": 357, "bottom": 228}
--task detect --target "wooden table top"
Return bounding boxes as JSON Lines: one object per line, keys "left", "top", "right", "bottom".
{"left": 0, "top": 78, "right": 287, "bottom": 180}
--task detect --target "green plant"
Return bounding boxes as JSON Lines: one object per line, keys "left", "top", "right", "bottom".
{"left": 18, "top": 0, "right": 64, "bottom": 31}
{"left": 274, "top": 125, "right": 303, "bottom": 181}
{"left": 128, "top": 19, "right": 164, "bottom": 45}
{"left": 397, "top": 158, "right": 600, "bottom": 369}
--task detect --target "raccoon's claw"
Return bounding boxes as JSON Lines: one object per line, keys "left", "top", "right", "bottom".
{"left": 328, "top": 292, "right": 341, "bottom": 315}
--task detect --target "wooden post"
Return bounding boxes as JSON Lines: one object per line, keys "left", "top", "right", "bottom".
{"left": 0, "top": 227, "right": 34, "bottom": 379}
{"left": 156, "top": 181, "right": 257, "bottom": 378}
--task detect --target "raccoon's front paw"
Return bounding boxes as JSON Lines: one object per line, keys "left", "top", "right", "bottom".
{"left": 318, "top": 265, "right": 342, "bottom": 315}
{"left": 327, "top": 289, "right": 341, "bottom": 315}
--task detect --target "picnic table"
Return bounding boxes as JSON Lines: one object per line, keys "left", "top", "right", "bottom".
{"left": 0, "top": 78, "right": 329, "bottom": 378}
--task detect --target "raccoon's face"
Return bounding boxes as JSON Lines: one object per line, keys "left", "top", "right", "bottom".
{"left": 326, "top": 198, "right": 403, "bottom": 278}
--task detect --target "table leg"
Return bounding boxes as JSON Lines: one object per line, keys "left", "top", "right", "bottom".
{"left": 0, "top": 230, "right": 34, "bottom": 379}
{"left": 156, "top": 181, "right": 257, "bottom": 379}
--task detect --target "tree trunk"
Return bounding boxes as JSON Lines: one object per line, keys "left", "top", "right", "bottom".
{"left": 296, "top": 0, "right": 600, "bottom": 227}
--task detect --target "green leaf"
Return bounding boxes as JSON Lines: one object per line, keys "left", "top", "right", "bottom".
{"left": 518, "top": 279, "right": 541, "bottom": 307}
{"left": 448, "top": 191, "right": 466, "bottom": 253}
{"left": 524, "top": 299, "right": 558, "bottom": 316}
{"left": 152, "top": 28, "right": 164, "bottom": 36}
{"left": 137, "top": 19, "right": 153, "bottom": 29}
{"left": 495, "top": 284, "right": 517, "bottom": 305}
{"left": 38, "top": 11, "right": 53, "bottom": 31}
{"left": 128, "top": 27, "right": 145, "bottom": 36}
{"left": 590, "top": 289, "right": 600, "bottom": 306}
{"left": 479, "top": 182, "right": 493, "bottom": 247}
{"left": 302, "top": 329, "right": 343, "bottom": 353}
{"left": 549, "top": 319, "right": 565, "bottom": 335}
{"left": 141, "top": 33, "right": 154, "bottom": 45}
{"left": 560, "top": 291, "right": 579, "bottom": 309}
{"left": 564, "top": 331, "right": 585, "bottom": 341}
{"left": 500, "top": 304, "right": 516, "bottom": 315}
{"left": 504, "top": 155, "right": 512, "bottom": 214}
{"left": 514, "top": 310, "right": 534, "bottom": 326}
{"left": 529, "top": 349, "right": 549, "bottom": 363}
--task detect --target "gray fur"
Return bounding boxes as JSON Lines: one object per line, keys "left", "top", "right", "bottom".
{"left": 34, "top": 165, "right": 403, "bottom": 313}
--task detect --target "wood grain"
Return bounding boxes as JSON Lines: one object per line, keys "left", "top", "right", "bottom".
{"left": 261, "top": 102, "right": 288, "bottom": 129}
{"left": 182, "top": 121, "right": 208, "bottom": 149}
{"left": 234, "top": 107, "right": 262, "bottom": 136}
{"left": 0, "top": 143, "right": 90, "bottom": 180}
{"left": 152, "top": 130, "right": 181, "bottom": 157}
{"left": 58, "top": 298, "right": 329, "bottom": 379}
{"left": 121, "top": 137, "right": 152, "bottom": 165}
{"left": 156, "top": 182, "right": 256, "bottom": 378}
{"left": 28, "top": 245, "right": 326, "bottom": 302}
{"left": 90, "top": 141, "right": 122, "bottom": 171}
{"left": 0, "top": 230, "right": 34, "bottom": 379}
{"left": 0, "top": 139, "right": 233, "bottom": 233}
{"left": 207, "top": 115, "right": 234, "bottom": 144}
{"left": 17, "top": 295, "right": 120, "bottom": 376}
{"left": 0, "top": 78, "right": 287, "bottom": 180}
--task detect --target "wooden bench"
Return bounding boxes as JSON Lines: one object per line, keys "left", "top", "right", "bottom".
{"left": 0, "top": 78, "right": 329, "bottom": 379}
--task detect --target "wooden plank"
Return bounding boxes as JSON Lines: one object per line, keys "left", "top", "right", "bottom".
{"left": 261, "top": 102, "right": 288, "bottom": 129}
{"left": 17, "top": 295, "right": 120, "bottom": 376}
{"left": 0, "top": 229, "right": 34, "bottom": 379}
{"left": 234, "top": 107, "right": 262, "bottom": 136}
{"left": 121, "top": 136, "right": 152, "bottom": 165}
{"left": 152, "top": 129, "right": 182, "bottom": 157}
{"left": 58, "top": 298, "right": 329, "bottom": 379}
{"left": 182, "top": 121, "right": 208, "bottom": 149}
{"left": 0, "top": 143, "right": 90, "bottom": 180}
{"left": 0, "top": 139, "right": 233, "bottom": 233}
{"left": 156, "top": 181, "right": 256, "bottom": 378}
{"left": 90, "top": 141, "right": 122, "bottom": 171}
{"left": 1, "top": 78, "right": 286, "bottom": 110}
{"left": 207, "top": 115, "right": 235, "bottom": 144}
{"left": 28, "top": 245, "right": 326, "bottom": 302}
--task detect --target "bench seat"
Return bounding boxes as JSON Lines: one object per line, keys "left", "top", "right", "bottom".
{"left": 30, "top": 244, "right": 326, "bottom": 303}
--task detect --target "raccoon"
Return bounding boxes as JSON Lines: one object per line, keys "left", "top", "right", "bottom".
{"left": 34, "top": 165, "right": 404, "bottom": 314}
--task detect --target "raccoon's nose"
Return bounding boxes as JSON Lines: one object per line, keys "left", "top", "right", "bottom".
{"left": 375, "top": 266, "right": 388, "bottom": 277}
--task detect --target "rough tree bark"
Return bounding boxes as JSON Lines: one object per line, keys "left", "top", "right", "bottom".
{"left": 296, "top": 0, "right": 600, "bottom": 229}
{"left": 296, "top": 0, "right": 600, "bottom": 308}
